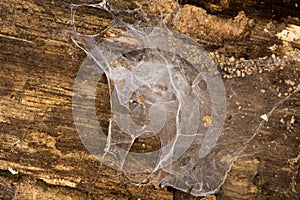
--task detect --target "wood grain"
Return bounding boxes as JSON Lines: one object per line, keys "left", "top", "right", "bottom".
{"left": 0, "top": 0, "right": 299, "bottom": 199}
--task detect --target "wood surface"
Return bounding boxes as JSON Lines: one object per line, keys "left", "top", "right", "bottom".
{"left": 0, "top": 0, "right": 299, "bottom": 199}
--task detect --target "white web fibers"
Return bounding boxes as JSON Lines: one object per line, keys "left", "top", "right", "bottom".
{"left": 70, "top": 0, "right": 299, "bottom": 197}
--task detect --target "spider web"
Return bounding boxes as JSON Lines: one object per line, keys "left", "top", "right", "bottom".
{"left": 70, "top": 0, "right": 299, "bottom": 196}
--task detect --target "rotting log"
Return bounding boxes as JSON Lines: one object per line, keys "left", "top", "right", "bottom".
{"left": 0, "top": 0, "right": 299, "bottom": 199}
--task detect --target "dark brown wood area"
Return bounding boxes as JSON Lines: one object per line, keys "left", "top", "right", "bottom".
{"left": 180, "top": 0, "right": 300, "bottom": 20}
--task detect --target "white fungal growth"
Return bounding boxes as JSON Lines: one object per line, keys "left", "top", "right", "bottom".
{"left": 260, "top": 114, "right": 268, "bottom": 121}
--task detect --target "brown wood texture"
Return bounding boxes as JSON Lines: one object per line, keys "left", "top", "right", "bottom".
{"left": 180, "top": 0, "right": 299, "bottom": 19}
{"left": 0, "top": 0, "right": 299, "bottom": 199}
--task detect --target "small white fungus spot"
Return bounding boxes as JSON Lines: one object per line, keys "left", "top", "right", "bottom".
{"left": 260, "top": 114, "right": 268, "bottom": 122}
{"left": 8, "top": 167, "right": 18, "bottom": 175}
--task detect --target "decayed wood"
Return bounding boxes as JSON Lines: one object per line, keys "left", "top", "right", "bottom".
{"left": 0, "top": 0, "right": 299, "bottom": 199}
{"left": 180, "top": 0, "right": 299, "bottom": 19}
